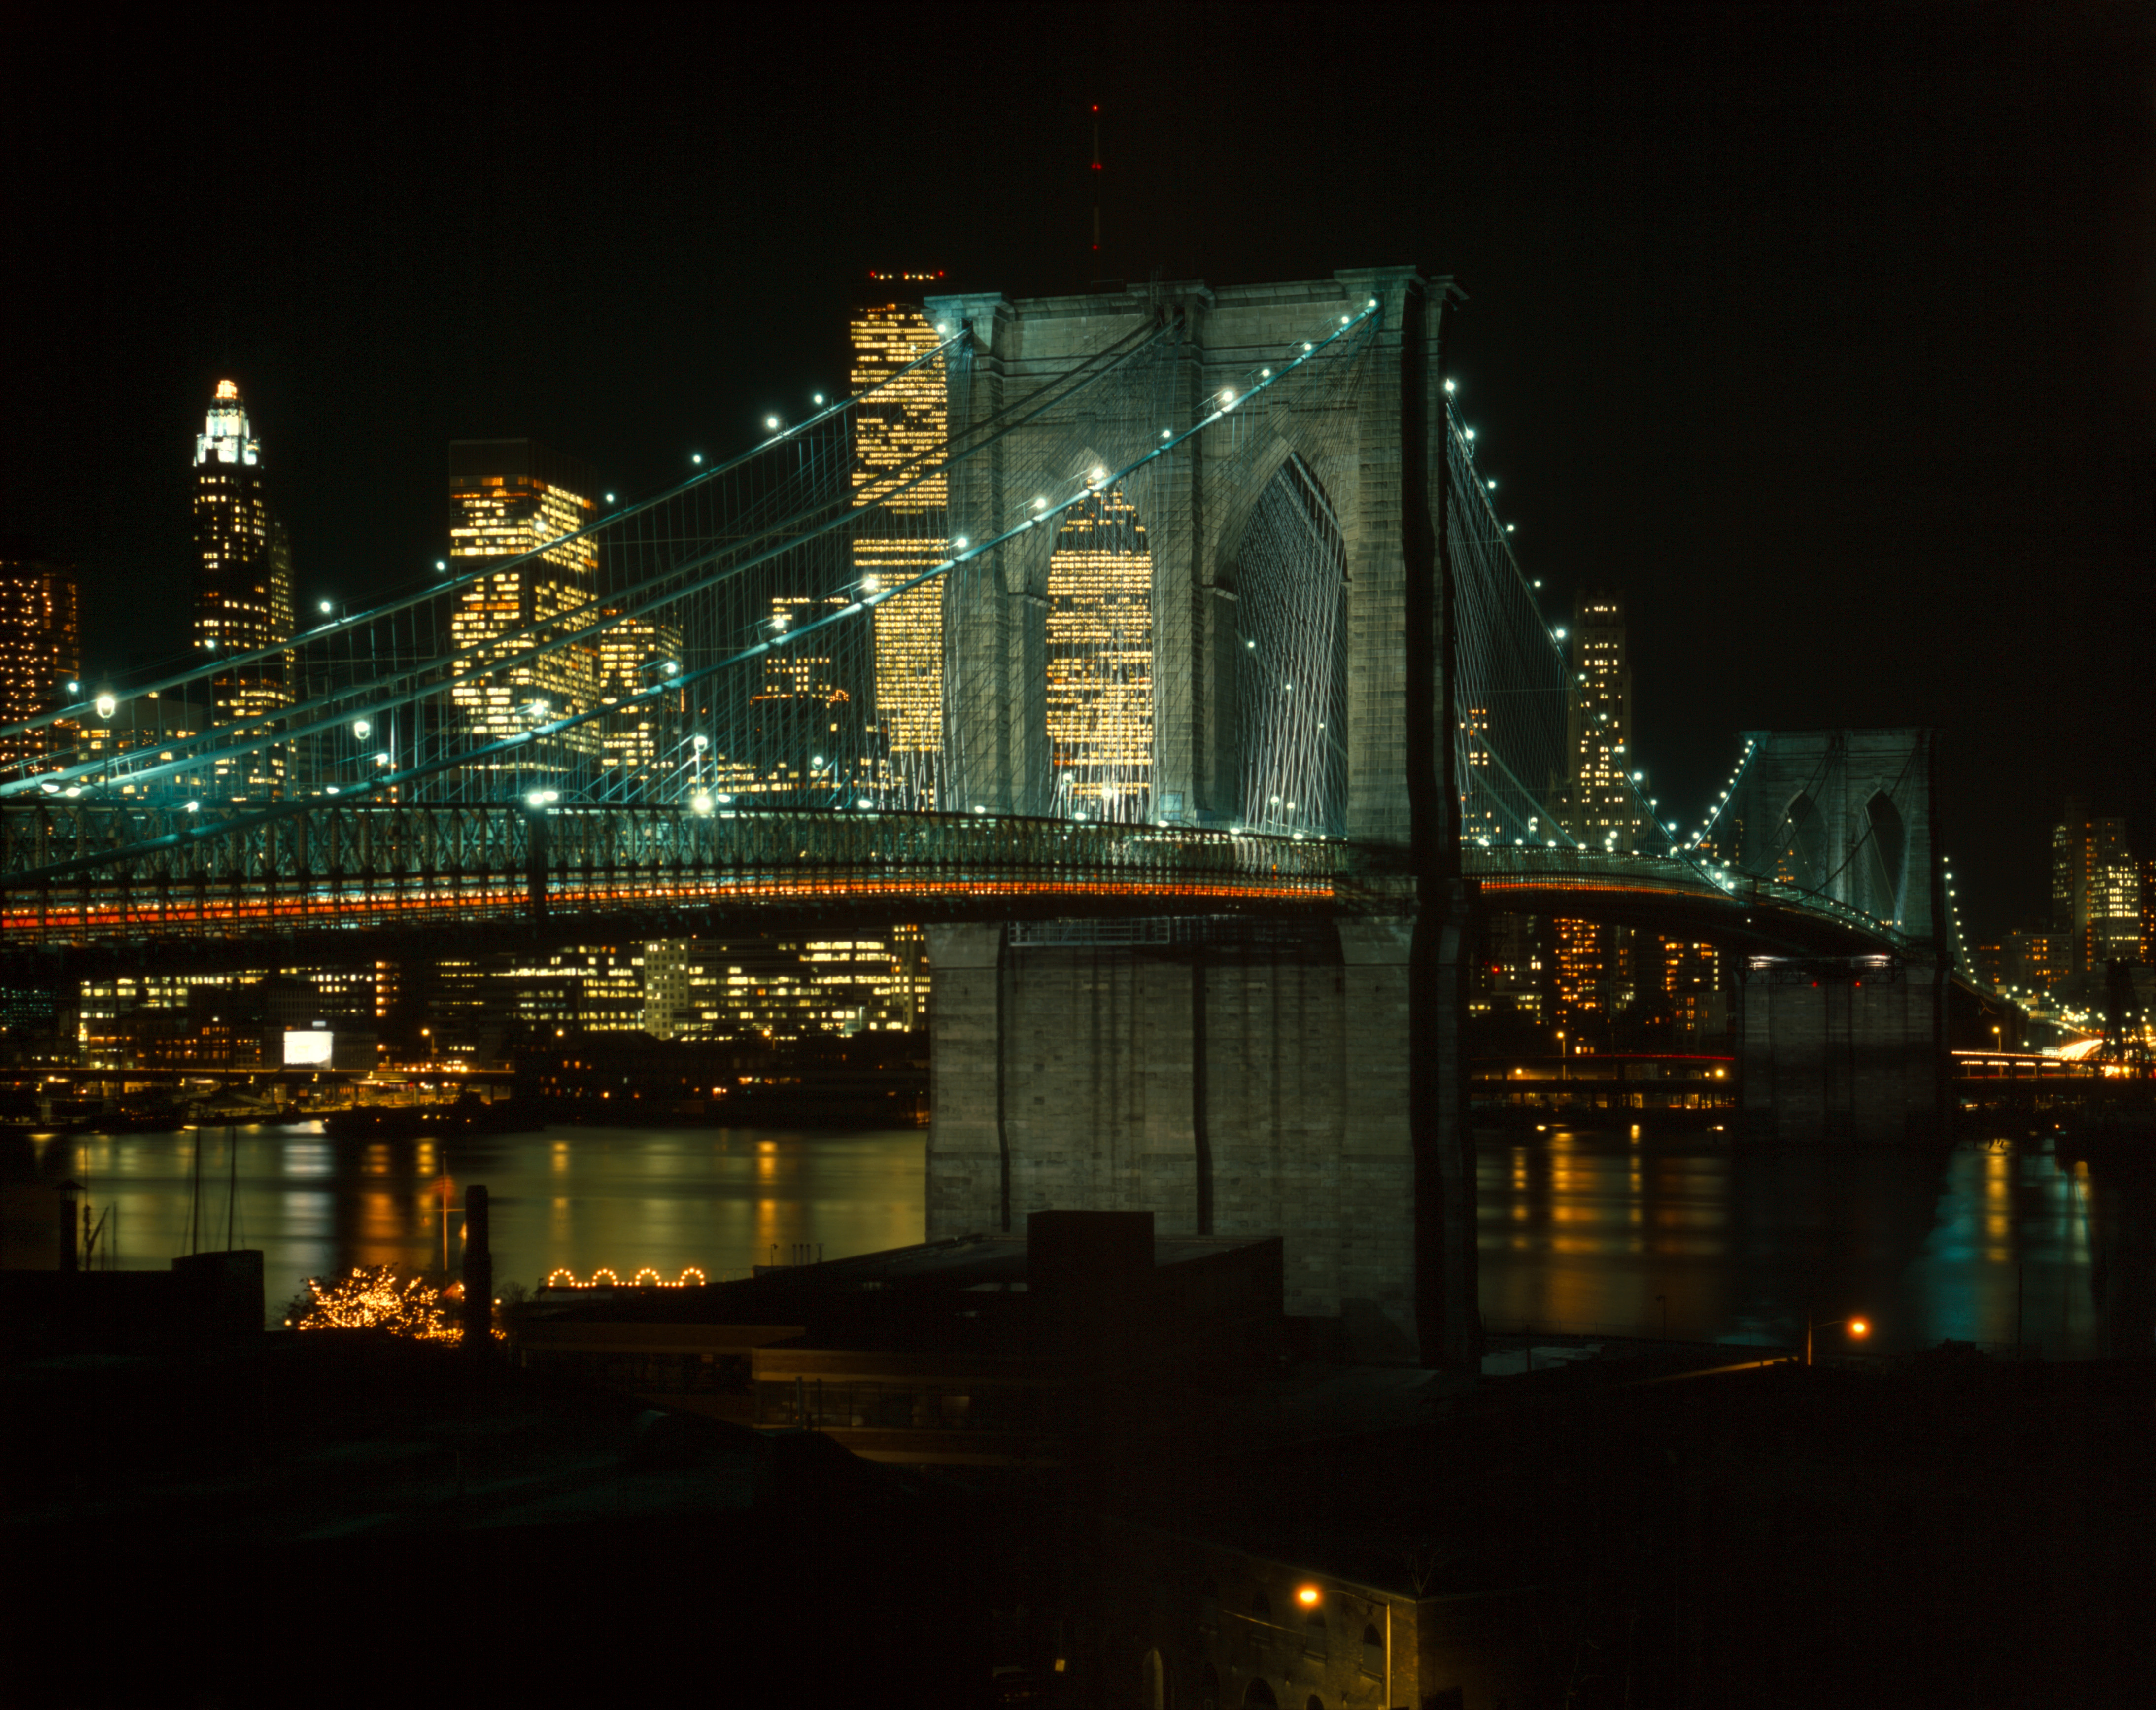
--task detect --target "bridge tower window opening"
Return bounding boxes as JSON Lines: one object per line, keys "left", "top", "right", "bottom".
{"left": 1234, "top": 454, "right": 1347, "bottom": 837}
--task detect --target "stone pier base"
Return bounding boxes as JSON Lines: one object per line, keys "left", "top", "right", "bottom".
{"left": 926, "top": 918, "right": 1422, "bottom": 1358}
{"left": 1736, "top": 956, "right": 1945, "bottom": 1142}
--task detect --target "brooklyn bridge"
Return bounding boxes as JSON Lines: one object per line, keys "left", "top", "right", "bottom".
{"left": 0, "top": 270, "right": 1976, "bottom": 1362}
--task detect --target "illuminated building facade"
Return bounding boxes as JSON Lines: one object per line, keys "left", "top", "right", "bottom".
{"left": 192, "top": 380, "right": 295, "bottom": 795}
{"left": 695, "top": 596, "right": 862, "bottom": 802}
{"left": 0, "top": 545, "right": 79, "bottom": 767}
{"left": 2006, "top": 928, "right": 2071, "bottom": 995}
{"left": 447, "top": 440, "right": 601, "bottom": 787}
{"left": 2052, "top": 801, "right": 2140, "bottom": 980}
{"left": 850, "top": 297, "right": 948, "bottom": 803}
{"left": 1660, "top": 939, "right": 1726, "bottom": 1046}
{"left": 76, "top": 695, "right": 208, "bottom": 796}
{"left": 1563, "top": 588, "right": 1643, "bottom": 851}
{"left": 1553, "top": 918, "right": 1632, "bottom": 1025}
{"left": 1458, "top": 703, "right": 1501, "bottom": 843}
{"left": 642, "top": 934, "right": 929, "bottom": 1041}
{"left": 1046, "top": 489, "right": 1153, "bottom": 820}
{"left": 596, "top": 609, "right": 683, "bottom": 794}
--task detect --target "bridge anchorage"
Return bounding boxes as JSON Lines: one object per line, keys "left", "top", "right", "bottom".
{"left": 0, "top": 270, "right": 1970, "bottom": 1364}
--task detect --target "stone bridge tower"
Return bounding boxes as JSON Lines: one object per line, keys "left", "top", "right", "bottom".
{"left": 918, "top": 271, "right": 1477, "bottom": 1365}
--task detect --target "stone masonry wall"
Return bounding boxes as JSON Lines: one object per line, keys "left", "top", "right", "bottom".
{"left": 926, "top": 919, "right": 1418, "bottom": 1348}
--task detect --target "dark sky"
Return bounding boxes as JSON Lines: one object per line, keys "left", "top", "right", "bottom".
{"left": 5, "top": 3, "right": 2151, "bottom": 939}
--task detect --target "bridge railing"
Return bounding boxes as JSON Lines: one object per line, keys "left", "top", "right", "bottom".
{"left": 0, "top": 801, "right": 1403, "bottom": 949}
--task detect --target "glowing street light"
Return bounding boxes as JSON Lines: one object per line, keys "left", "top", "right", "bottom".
{"left": 1805, "top": 1304, "right": 1871, "bottom": 1366}
{"left": 94, "top": 693, "right": 117, "bottom": 720}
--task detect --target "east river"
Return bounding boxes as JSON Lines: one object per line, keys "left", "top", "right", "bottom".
{"left": 2, "top": 1122, "right": 2139, "bottom": 1359}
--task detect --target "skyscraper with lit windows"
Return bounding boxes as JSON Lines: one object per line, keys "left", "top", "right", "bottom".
{"left": 1046, "top": 489, "right": 1153, "bottom": 820}
{"left": 850, "top": 290, "right": 948, "bottom": 804}
{"left": 2052, "top": 800, "right": 2141, "bottom": 981}
{"left": 1563, "top": 588, "right": 1643, "bottom": 851}
{"left": 0, "top": 544, "right": 79, "bottom": 768}
{"left": 192, "top": 379, "right": 294, "bottom": 795}
{"left": 446, "top": 439, "right": 602, "bottom": 788}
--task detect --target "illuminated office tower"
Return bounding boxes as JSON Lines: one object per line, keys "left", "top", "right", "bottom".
{"left": 699, "top": 594, "right": 860, "bottom": 801}
{"left": 642, "top": 933, "right": 929, "bottom": 1042}
{"left": 2052, "top": 800, "right": 2140, "bottom": 980}
{"left": 1458, "top": 702, "right": 1499, "bottom": 842}
{"left": 595, "top": 608, "right": 683, "bottom": 794}
{"left": 1046, "top": 488, "right": 1152, "bottom": 820}
{"left": 1553, "top": 917, "right": 1632, "bottom": 1025}
{"left": 446, "top": 440, "right": 602, "bottom": 788}
{"left": 0, "top": 544, "right": 79, "bottom": 767}
{"left": 850, "top": 294, "right": 948, "bottom": 804}
{"left": 1660, "top": 938, "right": 1726, "bottom": 1046}
{"left": 192, "top": 380, "right": 295, "bottom": 795}
{"left": 1564, "top": 588, "right": 1642, "bottom": 851}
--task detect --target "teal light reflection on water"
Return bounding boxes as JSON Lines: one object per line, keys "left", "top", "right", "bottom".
{"left": 1477, "top": 1129, "right": 2109, "bottom": 1359}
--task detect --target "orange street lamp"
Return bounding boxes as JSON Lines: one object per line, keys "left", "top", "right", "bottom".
{"left": 1296, "top": 1586, "right": 1321, "bottom": 1608}
{"left": 1805, "top": 1302, "right": 1871, "bottom": 1367}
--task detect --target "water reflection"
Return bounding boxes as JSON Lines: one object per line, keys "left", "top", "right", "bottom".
{"left": 1477, "top": 1128, "right": 2142, "bottom": 1360}
{"left": 1, "top": 1122, "right": 926, "bottom": 1320}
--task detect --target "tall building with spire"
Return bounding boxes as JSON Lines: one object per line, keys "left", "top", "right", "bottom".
{"left": 446, "top": 439, "right": 602, "bottom": 789}
{"left": 850, "top": 288, "right": 948, "bottom": 806}
{"left": 192, "top": 379, "right": 294, "bottom": 794}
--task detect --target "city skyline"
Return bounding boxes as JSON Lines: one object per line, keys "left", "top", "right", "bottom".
{"left": 4, "top": 7, "right": 2151, "bottom": 938}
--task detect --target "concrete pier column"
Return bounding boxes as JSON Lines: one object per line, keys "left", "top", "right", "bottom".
{"left": 1337, "top": 917, "right": 1419, "bottom": 1358}
{"left": 1737, "top": 956, "right": 1942, "bottom": 1142}
{"left": 925, "top": 924, "right": 1008, "bottom": 1234}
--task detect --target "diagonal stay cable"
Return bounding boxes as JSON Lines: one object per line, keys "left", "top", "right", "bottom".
{"left": 10, "top": 313, "right": 1282, "bottom": 882}
{"left": 12, "top": 317, "right": 1180, "bottom": 802}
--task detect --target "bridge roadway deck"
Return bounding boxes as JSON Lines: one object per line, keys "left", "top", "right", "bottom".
{"left": 0, "top": 803, "right": 1916, "bottom": 977}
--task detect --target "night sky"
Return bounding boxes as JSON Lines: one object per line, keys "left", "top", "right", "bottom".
{"left": 5, "top": 4, "right": 2150, "bottom": 938}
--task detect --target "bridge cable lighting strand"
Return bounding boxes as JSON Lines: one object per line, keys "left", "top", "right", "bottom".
{"left": 17, "top": 308, "right": 1377, "bottom": 877}
{"left": 0, "top": 327, "right": 970, "bottom": 760}
{"left": 35, "top": 325, "right": 1164, "bottom": 802}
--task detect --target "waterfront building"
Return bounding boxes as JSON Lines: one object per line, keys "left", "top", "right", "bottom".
{"left": 0, "top": 543, "right": 79, "bottom": 768}
{"left": 642, "top": 934, "right": 929, "bottom": 1042}
{"left": 446, "top": 439, "right": 602, "bottom": 789}
{"left": 1661, "top": 939, "right": 1727, "bottom": 1046}
{"left": 1553, "top": 917, "right": 1632, "bottom": 1029}
{"left": 192, "top": 380, "right": 294, "bottom": 795}
{"left": 851, "top": 295, "right": 948, "bottom": 806}
{"left": 1046, "top": 488, "right": 1153, "bottom": 820}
